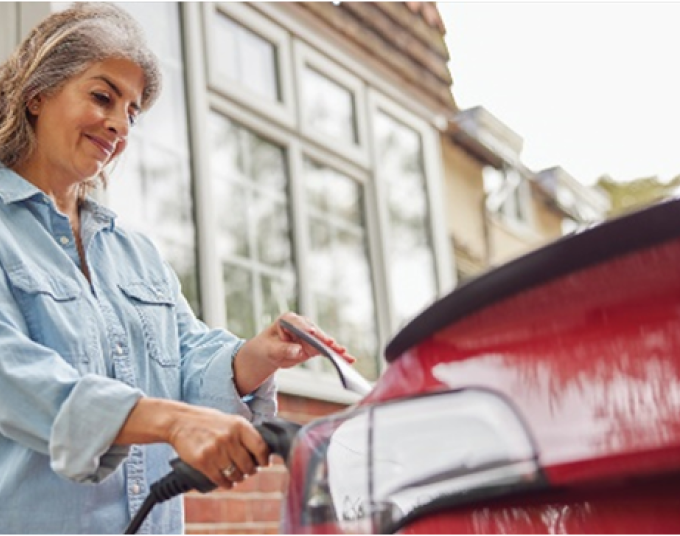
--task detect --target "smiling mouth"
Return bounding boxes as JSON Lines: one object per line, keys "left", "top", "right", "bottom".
{"left": 86, "top": 135, "right": 114, "bottom": 159}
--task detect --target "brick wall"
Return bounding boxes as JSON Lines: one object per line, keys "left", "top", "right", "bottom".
{"left": 184, "top": 393, "right": 348, "bottom": 534}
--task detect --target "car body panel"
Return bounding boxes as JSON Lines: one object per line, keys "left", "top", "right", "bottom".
{"left": 283, "top": 198, "right": 680, "bottom": 533}
{"left": 399, "top": 472, "right": 680, "bottom": 534}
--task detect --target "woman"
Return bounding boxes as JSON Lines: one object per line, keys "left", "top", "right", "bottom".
{"left": 0, "top": 3, "right": 354, "bottom": 533}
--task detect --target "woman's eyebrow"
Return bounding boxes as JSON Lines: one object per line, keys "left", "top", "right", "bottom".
{"left": 91, "top": 75, "right": 142, "bottom": 112}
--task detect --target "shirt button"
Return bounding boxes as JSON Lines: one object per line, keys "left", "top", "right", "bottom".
{"left": 59, "top": 236, "right": 70, "bottom": 245}
{"left": 115, "top": 344, "right": 124, "bottom": 355}
{"left": 131, "top": 483, "right": 141, "bottom": 494}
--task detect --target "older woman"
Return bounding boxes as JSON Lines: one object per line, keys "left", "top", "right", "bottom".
{"left": 0, "top": 3, "right": 353, "bottom": 533}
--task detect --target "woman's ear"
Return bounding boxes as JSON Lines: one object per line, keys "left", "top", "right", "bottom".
{"left": 27, "top": 96, "right": 42, "bottom": 116}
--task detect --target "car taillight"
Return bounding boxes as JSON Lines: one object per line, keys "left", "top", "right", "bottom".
{"left": 288, "top": 388, "right": 547, "bottom": 533}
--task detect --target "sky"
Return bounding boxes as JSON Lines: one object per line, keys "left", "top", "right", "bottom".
{"left": 438, "top": 2, "right": 680, "bottom": 186}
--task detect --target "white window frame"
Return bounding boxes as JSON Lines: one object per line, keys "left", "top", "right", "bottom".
{"left": 207, "top": 93, "right": 298, "bottom": 325}
{"left": 187, "top": 3, "right": 454, "bottom": 402}
{"left": 284, "top": 140, "right": 378, "bottom": 403}
{"left": 0, "top": 4, "right": 17, "bottom": 63}
{"left": 368, "top": 89, "right": 453, "bottom": 333}
{"left": 2, "top": 3, "right": 54, "bottom": 60}
{"left": 298, "top": 143, "right": 382, "bottom": 365}
{"left": 501, "top": 173, "right": 533, "bottom": 226}
{"left": 207, "top": 95, "right": 371, "bottom": 404}
{"left": 292, "top": 138, "right": 372, "bottom": 324}
{"left": 293, "top": 40, "right": 370, "bottom": 169}
{"left": 484, "top": 165, "right": 537, "bottom": 238}
{"left": 500, "top": 171, "right": 536, "bottom": 236}
{"left": 203, "top": 2, "right": 296, "bottom": 130}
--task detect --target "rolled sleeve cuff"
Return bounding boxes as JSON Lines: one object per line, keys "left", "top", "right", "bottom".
{"left": 196, "top": 339, "right": 277, "bottom": 422}
{"left": 50, "top": 374, "right": 143, "bottom": 483}
{"left": 248, "top": 375, "right": 277, "bottom": 424}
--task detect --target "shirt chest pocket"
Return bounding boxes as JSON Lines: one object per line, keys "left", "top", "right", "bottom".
{"left": 5, "top": 265, "right": 88, "bottom": 360}
{"left": 118, "top": 280, "right": 179, "bottom": 368}
{"left": 8, "top": 266, "right": 81, "bottom": 302}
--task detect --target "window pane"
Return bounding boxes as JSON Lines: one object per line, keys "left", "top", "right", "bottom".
{"left": 120, "top": 2, "right": 182, "bottom": 59}
{"left": 261, "top": 274, "right": 297, "bottom": 327}
{"left": 482, "top": 166, "right": 503, "bottom": 193}
{"left": 248, "top": 133, "right": 288, "bottom": 190}
{"left": 209, "top": 112, "right": 295, "bottom": 333}
{"left": 304, "top": 159, "right": 379, "bottom": 380}
{"left": 212, "top": 11, "right": 280, "bottom": 102}
{"left": 253, "top": 193, "right": 292, "bottom": 268}
{"left": 139, "top": 65, "right": 189, "bottom": 148}
{"left": 302, "top": 66, "right": 357, "bottom": 145}
{"left": 375, "top": 111, "right": 437, "bottom": 325}
{"left": 224, "top": 264, "right": 256, "bottom": 338}
{"left": 215, "top": 182, "right": 250, "bottom": 259}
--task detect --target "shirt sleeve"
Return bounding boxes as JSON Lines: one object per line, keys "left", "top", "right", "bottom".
{"left": 166, "top": 264, "right": 277, "bottom": 421}
{"left": 0, "top": 277, "right": 144, "bottom": 484}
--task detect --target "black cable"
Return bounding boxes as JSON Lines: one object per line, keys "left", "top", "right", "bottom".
{"left": 124, "top": 468, "right": 202, "bottom": 534}
{"left": 124, "top": 495, "right": 156, "bottom": 535}
{"left": 123, "top": 419, "right": 301, "bottom": 533}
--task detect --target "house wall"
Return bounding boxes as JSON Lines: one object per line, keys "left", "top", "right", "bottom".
{"left": 440, "top": 137, "right": 487, "bottom": 276}
{"left": 479, "top": 196, "right": 563, "bottom": 267}
{"left": 532, "top": 195, "right": 565, "bottom": 240}
{"left": 441, "top": 136, "right": 570, "bottom": 278}
{"left": 487, "top": 217, "right": 541, "bottom": 265}
{"left": 486, "top": 190, "right": 565, "bottom": 266}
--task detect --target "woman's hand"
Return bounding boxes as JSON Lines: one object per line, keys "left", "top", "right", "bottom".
{"left": 115, "top": 398, "right": 270, "bottom": 489}
{"left": 115, "top": 314, "right": 357, "bottom": 488}
{"left": 233, "top": 312, "right": 356, "bottom": 396}
{"left": 166, "top": 404, "right": 269, "bottom": 489}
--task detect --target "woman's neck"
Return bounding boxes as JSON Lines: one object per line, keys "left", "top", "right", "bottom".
{"left": 11, "top": 160, "right": 83, "bottom": 220}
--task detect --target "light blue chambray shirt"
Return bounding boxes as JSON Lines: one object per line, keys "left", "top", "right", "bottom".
{"left": 0, "top": 168, "right": 277, "bottom": 534}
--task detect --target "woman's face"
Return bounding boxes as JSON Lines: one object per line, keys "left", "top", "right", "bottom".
{"left": 27, "top": 58, "right": 145, "bottom": 184}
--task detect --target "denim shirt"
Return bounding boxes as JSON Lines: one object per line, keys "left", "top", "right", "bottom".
{"left": 0, "top": 168, "right": 277, "bottom": 534}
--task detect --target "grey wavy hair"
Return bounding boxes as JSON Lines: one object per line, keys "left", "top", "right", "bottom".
{"left": 0, "top": 2, "right": 162, "bottom": 190}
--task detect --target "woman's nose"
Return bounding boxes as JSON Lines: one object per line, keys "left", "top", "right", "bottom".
{"left": 105, "top": 111, "right": 130, "bottom": 138}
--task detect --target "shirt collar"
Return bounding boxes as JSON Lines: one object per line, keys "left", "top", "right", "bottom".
{"left": 0, "top": 166, "right": 117, "bottom": 230}
{"left": 0, "top": 166, "right": 46, "bottom": 204}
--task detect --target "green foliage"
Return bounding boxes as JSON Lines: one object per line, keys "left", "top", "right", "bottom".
{"left": 596, "top": 174, "right": 680, "bottom": 217}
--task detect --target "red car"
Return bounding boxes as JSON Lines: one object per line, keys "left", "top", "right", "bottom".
{"left": 280, "top": 198, "right": 680, "bottom": 534}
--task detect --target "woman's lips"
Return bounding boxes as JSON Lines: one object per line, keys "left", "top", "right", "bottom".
{"left": 86, "top": 134, "right": 115, "bottom": 159}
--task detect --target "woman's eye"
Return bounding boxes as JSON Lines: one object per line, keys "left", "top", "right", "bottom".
{"left": 92, "top": 92, "right": 111, "bottom": 105}
{"left": 128, "top": 114, "right": 138, "bottom": 127}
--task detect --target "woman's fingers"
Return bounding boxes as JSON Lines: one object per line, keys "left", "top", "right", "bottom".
{"left": 168, "top": 410, "right": 271, "bottom": 489}
{"left": 218, "top": 419, "right": 269, "bottom": 479}
{"left": 241, "top": 425, "right": 271, "bottom": 467}
{"left": 277, "top": 313, "right": 358, "bottom": 364}
{"left": 213, "top": 431, "right": 269, "bottom": 489}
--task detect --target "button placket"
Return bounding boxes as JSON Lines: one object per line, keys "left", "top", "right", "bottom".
{"left": 126, "top": 446, "right": 148, "bottom": 532}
